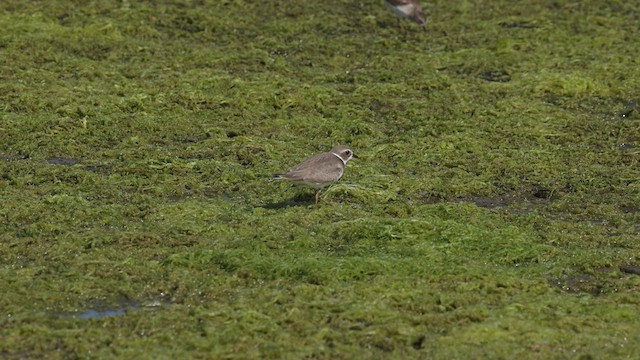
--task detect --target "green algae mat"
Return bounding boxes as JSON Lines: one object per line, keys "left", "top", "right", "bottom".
{"left": 1, "top": 0, "right": 639, "bottom": 358}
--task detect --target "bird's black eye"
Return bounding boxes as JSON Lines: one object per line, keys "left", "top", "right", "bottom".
{"left": 345, "top": 150, "right": 351, "bottom": 156}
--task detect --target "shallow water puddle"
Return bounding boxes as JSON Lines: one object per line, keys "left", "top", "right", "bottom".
{"left": 57, "top": 301, "right": 140, "bottom": 319}
{"left": 65, "top": 307, "right": 130, "bottom": 319}
{"left": 56, "top": 299, "right": 167, "bottom": 319}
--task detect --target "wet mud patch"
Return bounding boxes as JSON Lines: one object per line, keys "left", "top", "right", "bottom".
{"left": 619, "top": 264, "right": 640, "bottom": 276}
{"left": 619, "top": 203, "right": 639, "bottom": 214}
{"left": 579, "top": 97, "right": 640, "bottom": 121}
{"left": 436, "top": 184, "right": 558, "bottom": 213}
{"left": 46, "top": 157, "right": 79, "bottom": 166}
{"left": 550, "top": 270, "right": 607, "bottom": 296}
{"left": 550, "top": 264, "right": 640, "bottom": 296}
{"left": 480, "top": 69, "right": 511, "bottom": 83}
{"left": 616, "top": 143, "right": 636, "bottom": 151}
{"left": 457, "top": 194, "right": 521, "bottom": 209}
{"left": 1, "top": 153, "right": 29, "bottom": 162}
{"left": 83, "top": 164, "right": 111, "bottom": 175}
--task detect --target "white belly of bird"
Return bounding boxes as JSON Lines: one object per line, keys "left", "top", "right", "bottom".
{"left": 388, "top": 3, "right": 414, "bottom": 18}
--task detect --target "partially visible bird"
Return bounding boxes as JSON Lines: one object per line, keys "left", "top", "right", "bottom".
{"left": 385, "top": 0, "right": 427, "bottom": 27}
{"left": 274, "top": 146, "right": 358, "bottom": 208}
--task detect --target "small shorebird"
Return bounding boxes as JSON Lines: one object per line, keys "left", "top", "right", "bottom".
{"left": 385, "top": 0, "right": 427, "bottom": 27}
{"left": 274, "top": 145, "right": 358, "bottom": 208}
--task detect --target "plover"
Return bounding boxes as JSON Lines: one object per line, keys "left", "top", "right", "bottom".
{"left": 274, "top": 145, "right": 358, "bottom": 207}
{"left": 385, "top": 0, "right": 427, "bottom": 27}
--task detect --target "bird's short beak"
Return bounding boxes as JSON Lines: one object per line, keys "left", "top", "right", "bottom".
{"left": 352, "top": 153, "right": 359, "bottom": 159}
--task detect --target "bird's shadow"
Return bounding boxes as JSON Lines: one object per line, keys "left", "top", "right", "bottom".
{"left": 259, "top": 196, "right": 314, "bottom": 209}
